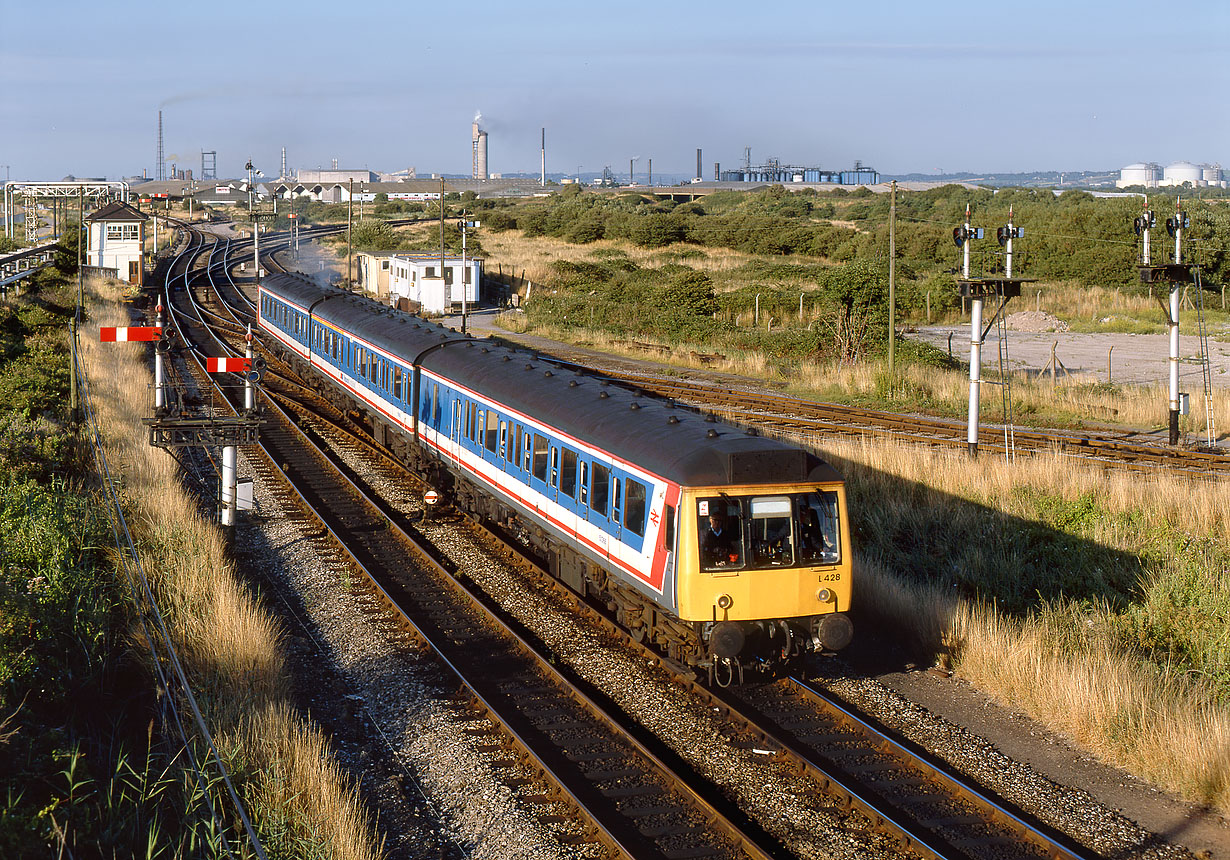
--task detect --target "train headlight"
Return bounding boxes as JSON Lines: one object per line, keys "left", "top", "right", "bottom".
{"left": 716, "top": 593, "right": 733, "bottom": 610}
{"left": 816, "top": 588, "right": 833, "bottom": 603}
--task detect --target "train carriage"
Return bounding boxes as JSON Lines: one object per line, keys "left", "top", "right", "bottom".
{"left": 258, "top": 274, "right": 852, "bottom": 682}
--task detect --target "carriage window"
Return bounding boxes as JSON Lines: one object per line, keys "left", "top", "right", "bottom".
{"left": 624, "top": 480, "right": 646, "bottom": 536}
{"left": 393, "top": 367, "right": 403, "bottom": 400}
{"left": 550, "top": 448, "right": 559, "bottom": 487}
{"left": 612, "top": 478, "right": 622, "bottom": 522}
{"left": 465, "top": 402, "right": 475, "bottom": 441}
{"left": 532, "top": 434, "right": 549, "bottom": 481}
{"left": 499, "top": 421, "right": 508, "bottom": 459}
{"left": 590, "top": 463, "right": 609, "bottom": 515}
{"left": 662, "top": 504, "right": 675, "bottom": 551}
{"left": 560, "top": 449, "right": 577, "bottom": 498}
{"left": 474, "top": 409, "right": 483, "bottom": 443}
{"left": 522, "top": 428, "right": 531, "bottom": 472}
{"left": 485, "top": 410, "right": 499, "bottom": 453}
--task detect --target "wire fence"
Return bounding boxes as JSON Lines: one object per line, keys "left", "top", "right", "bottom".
{"left": 75, "top": 335, "right": 267, "bottom": 860}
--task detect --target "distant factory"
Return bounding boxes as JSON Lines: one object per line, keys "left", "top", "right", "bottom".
{"left": 1116, "top": 161, "right": 1225, "bottom": 189}
{"left": 717, "top": 151, "right": 879, "bottom": 185}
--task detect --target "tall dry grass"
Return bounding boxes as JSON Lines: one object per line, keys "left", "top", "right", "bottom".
{"left": 795, "top": 357, "right": 1230, "bottom": 435}
{"left": 81, "top": 277, "right": 379, "bottom": 859}
{"left": 822, "top": 434, "right": 1230, "bottom": 813}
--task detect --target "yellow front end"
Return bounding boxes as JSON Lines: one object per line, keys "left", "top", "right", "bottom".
{"left": 675, "top": 483, "right": 852, "bottom": 624}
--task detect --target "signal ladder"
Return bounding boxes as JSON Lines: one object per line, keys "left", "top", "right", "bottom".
{"left": 976, "top": 289, "right": 1018, "bottom": 463}
{"left": 1193, "top": 266, "right": 1216, "bottom": 447}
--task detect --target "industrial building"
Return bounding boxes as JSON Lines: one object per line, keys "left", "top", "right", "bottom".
{"left": 271, "top": 179, "right": 449, "bottom": 204}
{"left": 718, "top": 155, "right": 879, "bottom": 185}
{"left": 1116, "top": 161, "right": 1225, "bottom": 188}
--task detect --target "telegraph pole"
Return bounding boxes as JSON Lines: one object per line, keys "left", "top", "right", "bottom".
{"left": 888, "top": 180, "right": 896, "bottom": 375}
{"left": 347, "top": 178, "right": 354, "bottom": 289}
{"left": 439, "top": 177, "right": 446, "bottom": 289}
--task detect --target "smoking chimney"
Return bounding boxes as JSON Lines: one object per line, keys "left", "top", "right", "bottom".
{"left": 472, "top": 114, "right": 488, "bottom": 180}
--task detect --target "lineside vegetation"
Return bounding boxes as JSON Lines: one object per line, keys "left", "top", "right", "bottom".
{"left": 0, "top": 247, "right": 379, "bottom": 857}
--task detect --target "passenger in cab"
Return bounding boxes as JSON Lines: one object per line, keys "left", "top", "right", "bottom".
{"left": 701, "top": 511, "right": 740, "bottom": 568}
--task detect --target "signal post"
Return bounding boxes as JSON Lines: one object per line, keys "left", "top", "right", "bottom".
{"left": 953, "top": 204, "right": 1031, "bottom": 457}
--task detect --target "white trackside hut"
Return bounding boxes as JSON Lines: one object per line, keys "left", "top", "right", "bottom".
{"left": 86, "top": 201, "right": 148, "bottom": 285}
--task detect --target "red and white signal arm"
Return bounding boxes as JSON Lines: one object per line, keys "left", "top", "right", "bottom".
{"left": 100, "top": 326, "right": 161, "bottom": 342}
{"left": 206, "top": 357, "right": 252, "bottom": 373}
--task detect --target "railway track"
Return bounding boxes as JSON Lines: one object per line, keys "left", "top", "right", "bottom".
{"left": 161, "top": 227, "right": 783, "bottom": 860}
{"left": 151, "top": 222, "right": 1130, "bottom": 859}
{"left": 251, "top": 358, "right": 1102, "bottom": 860}
{"left": 485, "top": 352, "right": 1227, "bottom": 479}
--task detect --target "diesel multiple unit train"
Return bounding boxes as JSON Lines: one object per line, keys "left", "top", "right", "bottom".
{"left": 257, "top": 273, "right": 853, "bottom": 682}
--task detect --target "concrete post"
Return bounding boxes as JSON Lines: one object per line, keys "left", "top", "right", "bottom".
{"left": 221, "top": 445, "right": 237, "bottom": 527}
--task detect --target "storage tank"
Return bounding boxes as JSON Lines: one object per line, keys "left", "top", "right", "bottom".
{"left": 1164, "top": 160, "right": 1203, "bottom": 186}
{"left": 1117, "top": 162, "right": 1160, "bottom": 188}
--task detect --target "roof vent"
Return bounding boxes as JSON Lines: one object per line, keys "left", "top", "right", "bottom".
{"left": 706, "top": 428, "right": 719, "bottom": 438}
{"left": 568, "top": 380, "right": 578, "bottom": 387}
{"left": 544, "top": 370, "right": 553, "bottom": 377}
{"left": 481, "top": 347, "right": 490, "bottom": 353}
{"left": 630, "top": 402, "right": 641, "bottom": 410}
{"left": 525, "top": 364, "right": 534, "bottom": 370}
{"left": 600, "top": 380, "right": 609, "bottom": 387}
{"left": 667, "top": 415, "right": 680, "bottom": 424}
{"left": 599, "top": 391, "right": 610, "bottom": 399}
{"left": 502, "top": 355, "right": 511, "bottom": 362}
{"left": 746, "top": 427, "right": 759, "bottom": 436}
{"left": 705, "top": 414, "right": 717, "bottom": 423}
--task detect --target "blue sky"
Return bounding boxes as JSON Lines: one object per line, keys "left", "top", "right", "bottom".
{"left": 3, "top": 0, "right": 1226, "bottom": 181}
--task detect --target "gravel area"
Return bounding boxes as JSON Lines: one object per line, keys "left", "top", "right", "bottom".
{"left": 812, "top": 666, "right": 1201, "bottom": 860}
{"left": 234, "top": 445, "right": 596, "bottom": 860}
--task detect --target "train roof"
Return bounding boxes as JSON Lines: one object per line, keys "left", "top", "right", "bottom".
{"left": 261, "top": 274, "right": 840, "bottom": 488}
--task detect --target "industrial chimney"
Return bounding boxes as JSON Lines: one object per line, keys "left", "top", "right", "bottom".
{"left": 472, "top": 114, "right": 489, "bottom": 180}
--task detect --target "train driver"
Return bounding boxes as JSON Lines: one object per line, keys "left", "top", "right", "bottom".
{"left": 701, "top": 511, "right": 740, "bottom": 568}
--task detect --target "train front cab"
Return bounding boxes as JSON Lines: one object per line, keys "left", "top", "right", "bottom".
{"left": 674, "top": 481, "right": 853, "bottom": 677}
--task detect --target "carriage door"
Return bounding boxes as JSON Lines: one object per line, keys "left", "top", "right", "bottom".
{"left": 450, "top": 398, "right": 462, "bottom": 459}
